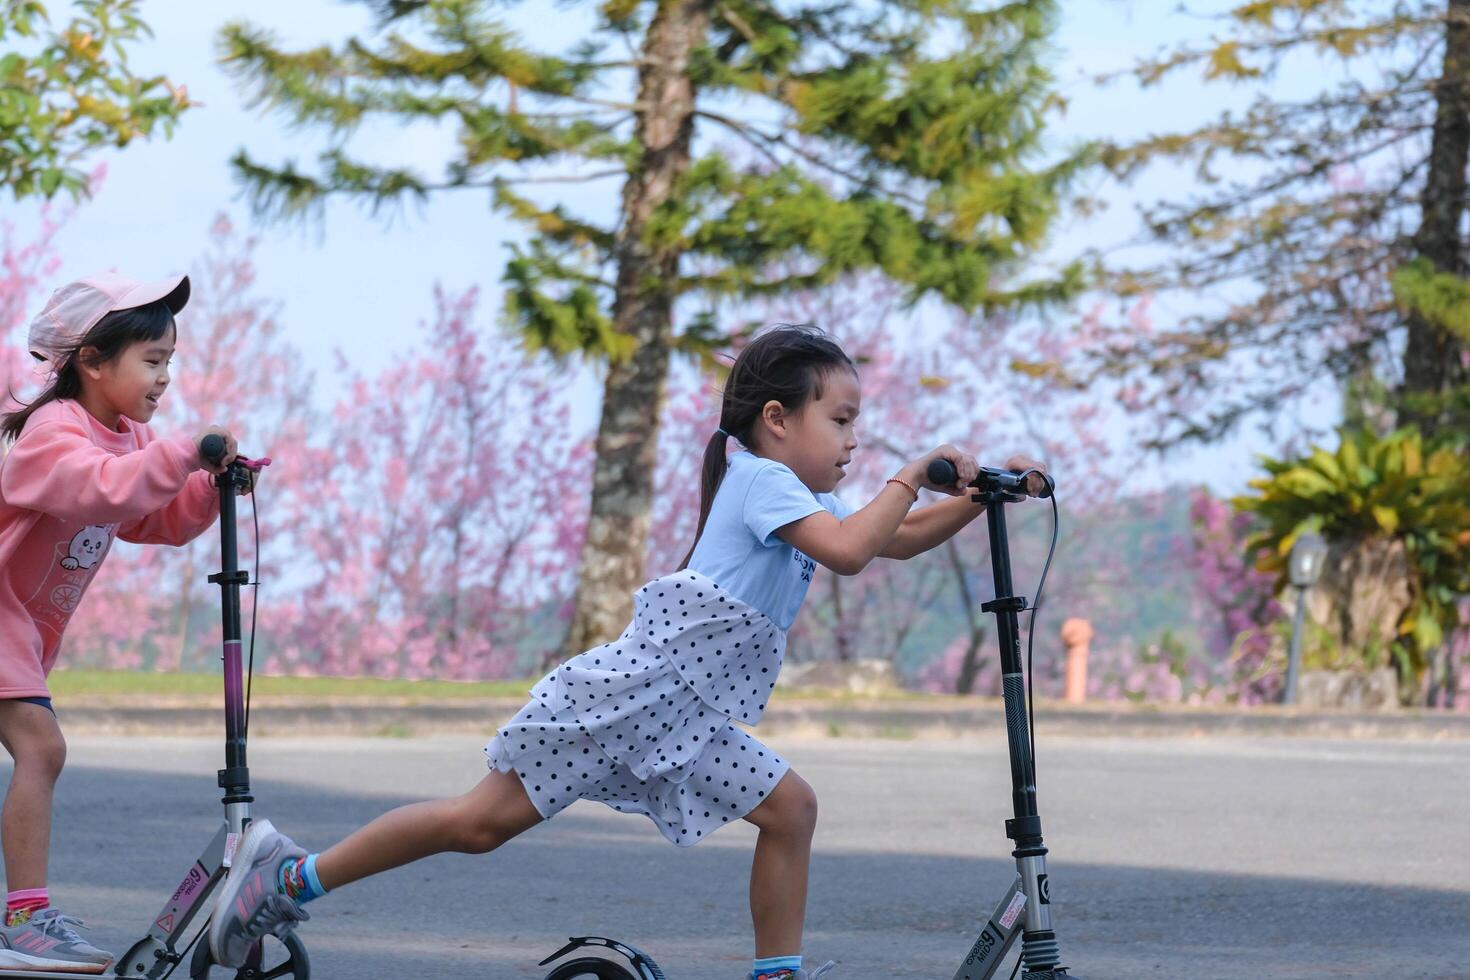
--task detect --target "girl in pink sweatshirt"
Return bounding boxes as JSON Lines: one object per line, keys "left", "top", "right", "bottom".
{"left": 0, "top": 272, "right": 251, "bottom": 975}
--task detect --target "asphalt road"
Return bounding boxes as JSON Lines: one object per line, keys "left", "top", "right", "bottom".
{"left": 22, "top": 731, "right": 1470, "bottom": 979}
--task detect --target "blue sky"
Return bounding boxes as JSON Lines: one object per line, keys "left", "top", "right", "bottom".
{"left": 7, "top": 0, "right": 1340, "bottom": 492}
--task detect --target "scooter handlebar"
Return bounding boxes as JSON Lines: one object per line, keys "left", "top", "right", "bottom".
{"left": 200, "top": 433, "right": 228, "bottom": 467}
{"left": 926, "top": 458, "right": 1054, "bottom": 498}
{"left": 199, "top": 435, "right": 272, "bottom": 474}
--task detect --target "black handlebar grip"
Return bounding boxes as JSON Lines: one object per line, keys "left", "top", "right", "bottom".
{"left": 927, "top": 458, "right": 958, "bottom": 486}
{"left": 926, "top": 458, "right": 1055, "bottom": 498}
{"left": 200, "top": 434, "right": 227, "bottom": 467}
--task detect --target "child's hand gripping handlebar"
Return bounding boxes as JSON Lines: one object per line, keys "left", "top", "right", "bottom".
{"left": 927, "top": 458, "right": 1054, "bottom": 498}
{"left": 200, "top": 433, "right": 271, "bottom": 494}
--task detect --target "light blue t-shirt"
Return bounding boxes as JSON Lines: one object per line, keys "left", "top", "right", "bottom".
{"left": 686, "top": 451, "right": 855, "bottom": 630}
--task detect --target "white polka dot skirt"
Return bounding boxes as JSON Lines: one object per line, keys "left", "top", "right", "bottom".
{"left": 485, "top": 570, "right": 792, "bottom": 846}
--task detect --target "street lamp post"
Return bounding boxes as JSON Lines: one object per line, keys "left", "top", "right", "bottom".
{"left": 1283, "top": 532, "right": 1328, "bottom": 705}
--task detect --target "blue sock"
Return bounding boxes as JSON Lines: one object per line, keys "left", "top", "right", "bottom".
{"left": 752, "top": 955, "right": 801, "bottom": 979}
{"left": 279, "top": 853, "right": 327, "bottom": 904}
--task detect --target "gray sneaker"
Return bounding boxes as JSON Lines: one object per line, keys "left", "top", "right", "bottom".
{"left": 207, "top": 819, "right": 310, "bottom": 968}
{"left": 0, "top": 908, "right": 113, "bottom": 974}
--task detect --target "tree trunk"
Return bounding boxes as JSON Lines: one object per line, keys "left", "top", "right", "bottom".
{"left": 944, "top": 538, "right": 989, "bottom": 695}
{"left": 1401, "top": 0, "right": 1470, "bottom": 437}
{"left": 829, "top": 573, "right": 853, "bottom": 663}
{"left": 563, "top": 0, "right": 712, "bottom": 656}
{"left": 954, "top": 625, "right": 989, "bottom": 695}
{"left": 159, "top": 557, "right": 196, "bottom": 672}
{"left": 1311, "top": 535, "right": 1415, "bottom": 700}
{"left": 446, "top": 391, "right": 482, "bottom": 664}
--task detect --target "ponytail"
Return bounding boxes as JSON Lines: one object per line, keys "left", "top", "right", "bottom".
{"left": 678, "top": 429, "right": 734, "bottom": 570}
{"left": 2, "top": 359, "right": 83, "bottom": 443}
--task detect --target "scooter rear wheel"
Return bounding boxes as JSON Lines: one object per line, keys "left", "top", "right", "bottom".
{"left": 542, "top": 957, "right": 640, "bottom": 979}
{"left": 189, "top": 932, "right": 309, "bottom": 980}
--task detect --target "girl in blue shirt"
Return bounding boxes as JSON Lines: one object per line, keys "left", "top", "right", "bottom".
{"left": 210, "top": 325, "right": 1047, "bottom": 980}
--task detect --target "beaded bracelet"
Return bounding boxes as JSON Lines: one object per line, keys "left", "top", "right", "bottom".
{"left": 886, "top": 476, "right": 919, "bottom": 501}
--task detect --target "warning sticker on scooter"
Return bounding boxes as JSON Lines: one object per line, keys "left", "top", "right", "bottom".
{"left": 999, "top": 891, "right": 1027, "bottom": 929}
{"left": 223, "top": 832, "right": 239, "bottom": 868}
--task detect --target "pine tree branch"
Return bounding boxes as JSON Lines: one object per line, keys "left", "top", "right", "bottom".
{"left": 694, "top": 108, "right": 928, "bottom": 209}
{"left": 1107, "top": 84, "right": 1433, "bottom": 179}
{"left": 493, "top": 183, "right": 617, "bottom": 251}
{"left": 498, "top": 169, "right": 625, "bottom": 184}
{"left": 1102, "top": 12, "right": 1443, "bottom": 88}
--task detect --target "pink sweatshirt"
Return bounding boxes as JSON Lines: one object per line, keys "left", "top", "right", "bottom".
{"left": 0, "top": 399, "right": 220, "bottom": 697}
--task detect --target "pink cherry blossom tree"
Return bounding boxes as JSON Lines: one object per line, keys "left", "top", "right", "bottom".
{"left": 1, "top": 202, "right": 69, "bottom": 403}
{"left": 1180, "top": 488, "right": 1284, "bottom": 704}
{"left": 267, "top": 285, "right": 590, "bottom": 679}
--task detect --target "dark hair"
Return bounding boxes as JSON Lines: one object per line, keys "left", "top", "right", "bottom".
{"left": 679, "top": 324, "right": 856, "bottom": 570}
{"left": 3, "top": 301, "right": 176, "bottom": 442}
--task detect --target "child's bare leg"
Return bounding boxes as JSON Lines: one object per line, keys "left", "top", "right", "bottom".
{"left": 743, "top": 770, "right": 818, "bottom": 958}
{"left": 313, "top": 768, "right": 542, "bottom": 892}
{"left": 0, "top": 702, "right": 67, "bottom": 892}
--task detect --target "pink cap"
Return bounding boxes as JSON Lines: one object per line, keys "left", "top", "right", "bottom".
{"left": 27, "top": 272, "right": 191, "bottom": 368}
